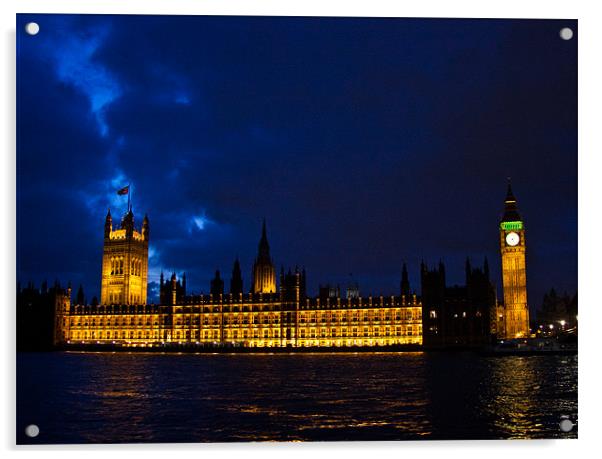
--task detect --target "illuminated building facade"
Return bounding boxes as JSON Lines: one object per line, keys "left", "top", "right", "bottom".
{"left": 499, "top": 183, "right": 530, "bottom": 338}
{"left": 100, "top": 208, "right": 149, "bottom": 305}
{"left": 54, "top": 218, "right": 422, "bottom": 347}
{"left": 57, "top": 288, "right": 422, "bottom": 348}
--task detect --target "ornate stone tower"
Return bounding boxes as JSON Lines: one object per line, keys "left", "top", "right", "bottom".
{"left": 252, "top": 219, "right": 276, "bottom": 293}
{"left": 499, "top": 182, "right": 529, "bottom": 338}
{"left": 100, "top": 209, "right": 149, "bottom": 305}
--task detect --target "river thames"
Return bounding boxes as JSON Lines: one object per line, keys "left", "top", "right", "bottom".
{"left": 16, "top": 351, "right": 577, "bottom": 443}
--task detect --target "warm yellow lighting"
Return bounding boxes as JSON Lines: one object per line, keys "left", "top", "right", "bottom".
{"left": 59, "top": 301, "right": 423, "bottom": 348}
{"left": 101, "top": 211, "right": 149, "bottom": 306}
{"left": 53, "top": 212, "right": 424, "bottom": 349}
{"left": 500, "top": 219, "right": 529, "bottom": 339}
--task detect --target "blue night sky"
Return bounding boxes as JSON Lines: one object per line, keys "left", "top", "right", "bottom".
{"left": 16, "top": 15, "right": 577, "bottom": 309}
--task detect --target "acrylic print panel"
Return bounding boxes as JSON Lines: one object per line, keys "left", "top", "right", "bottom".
{"left": 16, "top": 14, "right": 577, "bottom": 444}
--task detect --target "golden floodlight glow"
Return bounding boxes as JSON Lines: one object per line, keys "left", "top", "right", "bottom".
{"left": 52, "top": 212, "right": 431, "bottom": 349}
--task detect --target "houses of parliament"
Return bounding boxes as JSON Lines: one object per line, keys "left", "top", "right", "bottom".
{"left": 44, "top": 184, "right": 530, "bottom": 349}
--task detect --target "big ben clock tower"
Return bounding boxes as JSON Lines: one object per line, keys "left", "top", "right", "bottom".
{"left": 499, "top": 181, "right": 530, "bottom": 338}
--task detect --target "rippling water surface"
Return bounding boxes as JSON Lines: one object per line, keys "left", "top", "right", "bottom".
{"left": 17, "top": 351, "right": 577, "bottom": 443}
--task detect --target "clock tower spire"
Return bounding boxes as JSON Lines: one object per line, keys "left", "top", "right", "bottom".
{"left": 499, "top": 179, "right": 529, "bottom": 338}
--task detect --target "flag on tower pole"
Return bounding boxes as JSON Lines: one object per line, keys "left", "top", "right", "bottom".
{"left": 117, "top": 185, "right": 131, "bottom": 211}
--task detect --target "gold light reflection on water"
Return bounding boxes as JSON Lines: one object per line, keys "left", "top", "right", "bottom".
{"left": 483, "top": 356, "right": 573, "bottom": 439}
{"left": 43, "top": 352, "right": 574, "bottom": 442}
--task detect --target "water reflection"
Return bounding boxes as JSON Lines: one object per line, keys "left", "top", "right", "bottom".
{"left": 17, "top": 352, "right": 577, "bottom": 443}
{"left": 483, "top": 355, "right": 577, "bottom": 439}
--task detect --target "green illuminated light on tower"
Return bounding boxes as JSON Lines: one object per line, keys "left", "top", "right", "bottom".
{"left": 500, "top": 221, "right": 523, "bottom": 231}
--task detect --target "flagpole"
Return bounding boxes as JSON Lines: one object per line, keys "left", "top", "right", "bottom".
{"left": 128, "top": 184, "right": 131, "bottom": 211}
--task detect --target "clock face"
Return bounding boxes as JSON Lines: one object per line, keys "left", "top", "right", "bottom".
{"left": 506, "top": 232, "right": 520, "bottom": 246}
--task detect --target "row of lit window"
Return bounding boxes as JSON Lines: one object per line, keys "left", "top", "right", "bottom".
{"left": 70, "top": 314, "right": 423, "bottom": 328}
{"left": 298, "top": 327, "right": 417, "bottom": 338}
{"left": 71, "top": 330, "right": 158, "bottom": 340}
{"left": 70, "top": 326, "right": 422, "bottom": 341}
{"left": 298, "top": 312, "right": 420, "bottom": 322}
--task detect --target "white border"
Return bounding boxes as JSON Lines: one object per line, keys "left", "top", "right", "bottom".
{"left": 3, "top": 1, "right": 600, "bottom": 458}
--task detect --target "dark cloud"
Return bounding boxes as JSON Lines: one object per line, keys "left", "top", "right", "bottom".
{"left": 17, "top": 15, "right": 577, "bottom": 308}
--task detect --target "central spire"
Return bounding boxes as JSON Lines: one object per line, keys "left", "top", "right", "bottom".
{"left": 257, "top": 218, "right": 271, "bottom": 261}
{"left": 252, "top": 218, "right": 276, "bottom": 294}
